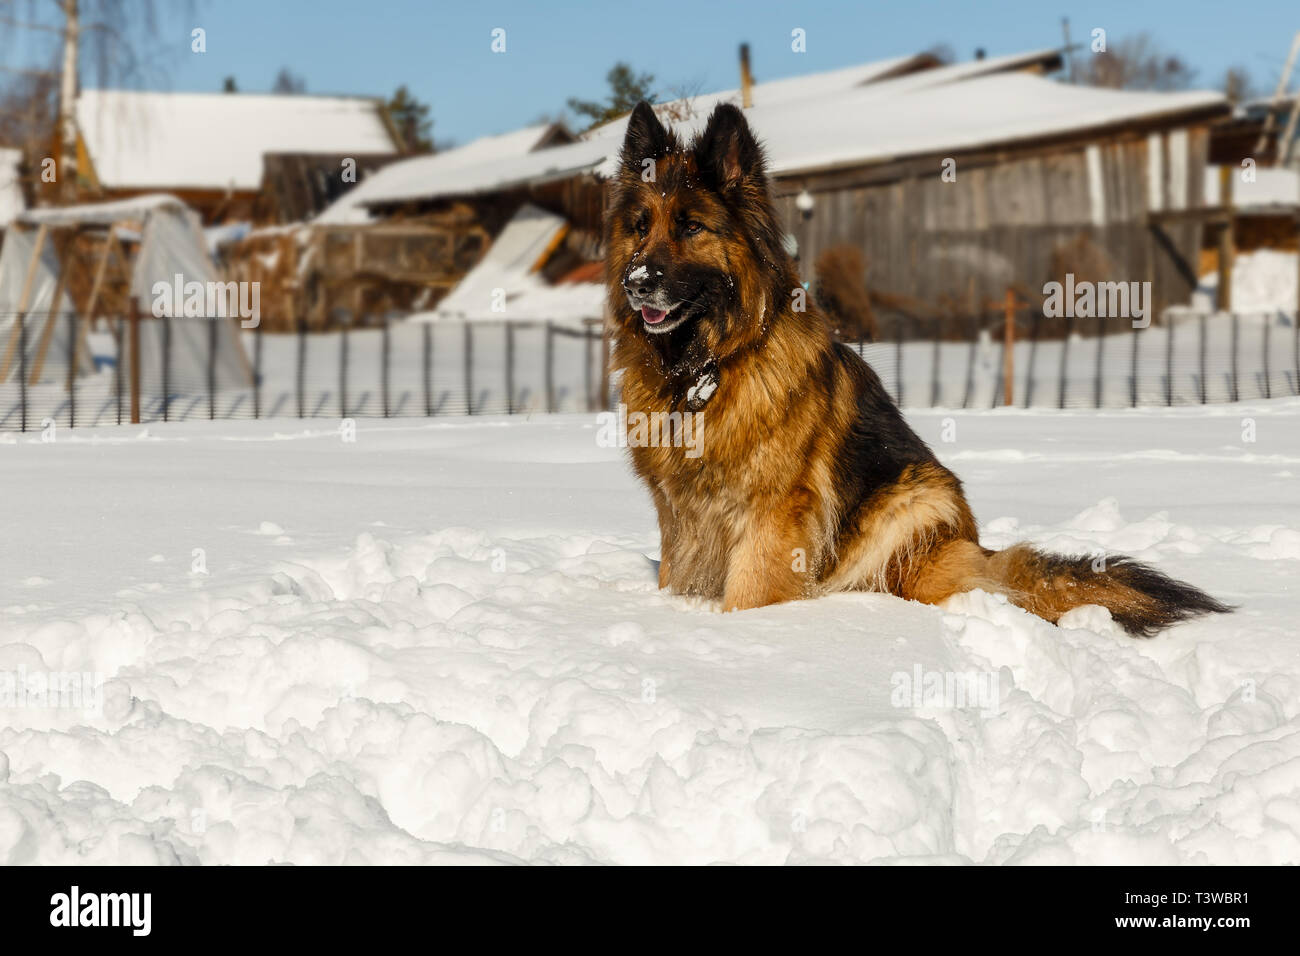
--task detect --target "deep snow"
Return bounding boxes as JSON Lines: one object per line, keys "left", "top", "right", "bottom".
{"left": 1, "top": 401, "right": 1298, "bottom": 864}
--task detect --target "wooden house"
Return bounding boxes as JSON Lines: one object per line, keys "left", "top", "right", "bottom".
{"left": 70, "top": 90, "right": 404, "bottom": 224}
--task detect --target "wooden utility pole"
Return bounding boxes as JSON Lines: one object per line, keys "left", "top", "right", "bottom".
{"left": 1061, "top": 18, "right": 1074, "bottom": 83}
{"left": 1003, "top": 287, "right": 1016, "bottom": 406}
{"left": 739, "top": 44, "right": 754, "bottom": 109}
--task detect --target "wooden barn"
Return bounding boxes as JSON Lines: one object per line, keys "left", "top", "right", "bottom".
{"left": 758, "top": 66, "right": 1232, "bottom": 331}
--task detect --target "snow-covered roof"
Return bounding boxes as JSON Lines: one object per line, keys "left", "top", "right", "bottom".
{"left": 0, "top": 147, "right": 24, "bottom": 228}
{"left": 723, "top": 72, "right": 1227, "bottom": 179}
{"left": 339, "top": 52, "right": 1224, "bottom": 210}
{"left": 17, "top": 192, "right": 194, "bottom": 226}
{"left": 1204, "top": 165, "right": 1300, "bottom": 209}
{"left": 587, "top": 71, "right": 1226, "bottom": 180}
{"left": 410, "top": 203, "right": 602, "bottom": 326}
{"left": 76, "top": 90, "right": 399, "bottom": 191}
{"left": 328, "top": 49, "right": 1066, "bottom": 214}
{"left": 583, "top": 47, "right": 1062, "bottom": 141}
{"left": 313, "top": 124, "right": 571, "bottom": 225}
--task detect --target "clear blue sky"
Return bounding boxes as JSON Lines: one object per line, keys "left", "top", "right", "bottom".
{"left": 10, "top": 0, "right": 1300, "bottom": 145}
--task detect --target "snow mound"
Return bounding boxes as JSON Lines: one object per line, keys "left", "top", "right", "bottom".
{"left": 1, "top": 406, "right": 1298, "bottom": 864}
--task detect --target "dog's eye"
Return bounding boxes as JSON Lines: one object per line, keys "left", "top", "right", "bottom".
{"left": 634, "top": 213, "right": 649, "bottom": 237}
{"left": 683, "top": 221, "right": 704, "bottom": 236}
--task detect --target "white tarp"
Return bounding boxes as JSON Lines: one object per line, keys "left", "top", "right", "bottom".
{"left": 0, "top": 194, "right": 251, "bottom": 389}
{"left": 130, "top": 200, "right": 252, "bottom": 391}
{"left": 0, "top": 226, "right": 93, "bottom": 383}
{"left": 0, "top": 147, "right": 24, "bottom": 229}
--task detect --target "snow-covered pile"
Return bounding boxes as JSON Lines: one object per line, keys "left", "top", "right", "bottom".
{"left": 1, "top": 402, "right": 1298, "bottom": 864}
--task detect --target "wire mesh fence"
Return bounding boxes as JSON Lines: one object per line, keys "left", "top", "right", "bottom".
{"left": 0, "top": 312, "right": 608, "bottom": 432}
{"left": 1, "top": 306, "right": 1297, "bottom": 433}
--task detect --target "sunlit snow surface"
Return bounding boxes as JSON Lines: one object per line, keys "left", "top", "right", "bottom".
{"left": 1, "top": 401, "right": 1298, "bottom": 864}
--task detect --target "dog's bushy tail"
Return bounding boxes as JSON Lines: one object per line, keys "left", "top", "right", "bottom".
{"left": 982, "top": 543, "right": 1231, "bottom": 637}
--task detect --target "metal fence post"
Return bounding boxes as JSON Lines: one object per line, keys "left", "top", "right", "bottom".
{"left": 1093, "top": 314, "right": 1104, "bottom": 409}
{"left": 296, "top": 316, "right": 306, "bottom": 418}
{"left": 1294, "top": 308, "right": 1300, "bottom": 396}
{"left": 1262, "top": 315, "right": 1271, "bottom": 400}
{"left": 1057, "top": 313, "right": 1072, "bottom": 409}
{"left": 1165, "top": 315, "right": 1174, "bottom": 406}
{"left": 1023, "top": 308, "right": 1039, "bottom": 409}
{"left": 340, "top": 317, "right": 349, "bottom": 418}
{"left": 208, "top": 317, "right": 217, "bottom": 420}
{"left": 930, "top": 316, "right": 941, "bottom": 408}
{"left": 505, "top": 322, "right": 515, "bottom": 415}
{"left": 1199, "top": 313, "right": 1207, "bottom": 404}
{"left": 17, "top": 313, "right": 26, "bottom": 432}
{"left": 162, "top": 316, "right": 172, "bottom": 422}
{"left": 129, "top": 297, "right": 141, "bottom": 424}
{"left": 463, "top": 322, "right": 473, "bottom": 414}
{"left": 381, "top": 315, "right": 391, "bottom": 418}
{"left": 584, "top": 323, "right": 594, "bottom": 411}
{"left": 1230, "top": 313, "right": 1239, "bottom": 403}
{"left": 253, "top": 318, "right": 263, "bottom": 419}
{"left": 961, "top": 311, "right": 977, "bottom": 410}
{"left": 114, "top": 315, "right": 123, "bottom": 425}
{"left": 545, "top": 321, "right": 555, "bottom": 413}
{"left": 895, "top": 314, "right": 905, "bottom": 407}
{"left": 1002, "top": 289, "right": 1014, "bottom": 408}
{"left": 66, "top": 312, "right": 76, "bottom": 428}
{"left": 1130, "top": 323, "right": 1139, "bottom": 408}
{"left": 422, "top": 322, "right": 432, "bottom": 416}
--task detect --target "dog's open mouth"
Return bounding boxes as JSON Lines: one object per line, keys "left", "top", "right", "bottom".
{"left": 640, "top": 302, "right": 693, "bottom": 335}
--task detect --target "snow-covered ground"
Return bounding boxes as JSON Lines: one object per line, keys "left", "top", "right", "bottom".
{"left": 2, "top": 400, "right": 1298, "bottom": 865}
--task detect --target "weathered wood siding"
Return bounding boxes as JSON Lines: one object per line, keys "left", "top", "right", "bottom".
{"left": 772, "top": 126, "right": 1209, "bottom": 325}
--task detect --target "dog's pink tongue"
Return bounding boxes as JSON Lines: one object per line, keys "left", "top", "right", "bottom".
{"left": 642, "top": 306, "right": 668, "bottom": 324}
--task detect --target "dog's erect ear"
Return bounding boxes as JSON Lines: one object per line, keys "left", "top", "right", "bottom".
{"left": 620, "top": 101, "right": 669, "bottom": 177}
{"left": 695, "top": 103, "right": 765, "bottom": 193}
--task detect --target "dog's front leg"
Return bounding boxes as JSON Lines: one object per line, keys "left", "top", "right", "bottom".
{"left": 722, "top": 499, "right": 814, "bottom": 611}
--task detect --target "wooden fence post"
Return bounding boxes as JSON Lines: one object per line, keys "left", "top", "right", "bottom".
{"left": 1217, "top": 165, "right": 1234, "bottom": 312}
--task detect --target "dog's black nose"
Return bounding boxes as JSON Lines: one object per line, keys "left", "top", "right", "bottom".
{"left": 622, "top": 263, "right": 661, "bottom": 299}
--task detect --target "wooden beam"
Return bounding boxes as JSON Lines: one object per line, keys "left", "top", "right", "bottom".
{"left": 26, "top": 238, "right": 72, "bottom": 385}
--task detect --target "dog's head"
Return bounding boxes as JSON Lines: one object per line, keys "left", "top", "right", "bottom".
{"left": 605, "top": 101, "right": 795, "bottom": 378}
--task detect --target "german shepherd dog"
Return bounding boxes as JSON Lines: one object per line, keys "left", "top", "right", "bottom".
{"left": 605, "top": 101, "right": 1229, "bottom": 636}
